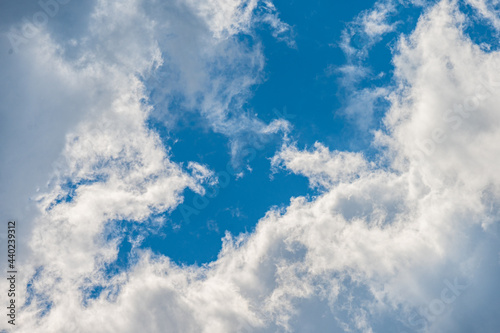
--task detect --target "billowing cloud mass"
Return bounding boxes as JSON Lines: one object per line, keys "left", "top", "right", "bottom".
{"left": 0, "top": 0, "right": 499, "bottom": 332}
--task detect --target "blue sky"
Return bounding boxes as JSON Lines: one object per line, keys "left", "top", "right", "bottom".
{"left": 145, "top": 0, "right": 413, "bottom": 266}
{"left": 1, "top": 0, "right": 500, "bottom": 332}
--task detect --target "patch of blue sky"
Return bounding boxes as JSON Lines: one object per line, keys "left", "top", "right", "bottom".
{"left": 81, "top": 283, "right": 105, "bottom": 307}
{"left": 138, "top": 1, "right": 430, "bottom": 266}
{"left": 103, "top": 222, "right": 134, "bottom": 276}
{"left": 458, "top": 1, "right": 500, "bottom": 52}
{"left": 144, "top": 113, "right": 312, "bottom": 264}
{"left": 22, "top": 266, "right": 53, "bottom": 318}
{"left": 81, "top": 219, "right": 143, "bottom": 305}
{"left": 44, "top": 175, "right": 107, "bottom": 211}
{"left": 250, "top": 1, "right": 424, "bottom": 155}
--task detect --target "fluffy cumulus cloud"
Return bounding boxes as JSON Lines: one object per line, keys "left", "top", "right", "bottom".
{"left": 1, "top": 0, "right": 500, "bottom": 332}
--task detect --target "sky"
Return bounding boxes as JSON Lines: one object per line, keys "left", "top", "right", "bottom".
{"left": 0, "top": 0, "right": 500, "bottom": 332}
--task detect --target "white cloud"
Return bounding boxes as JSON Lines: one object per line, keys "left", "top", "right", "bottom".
{"left": 466, "top": 0, "right": 500, "bottom": 30}
{"left": 271, "top": 142, "right": 371, "bottom": 190}
{"left": 140, "top": 0, "right": 293, "bottom": 166}
{"left": 0, "top": 0, "right": 293, "bottom": 331}
{"left": 342, "top": 87, "right": 389, "bottom": 131}
{"left": 335, "top": 0, "right": 401, "bottom": 134}
{"left": 2, "top": 0, "right": 500, "bottom": 332}
{"left": 339, "top": 0, "right": 398, "bottom": 63}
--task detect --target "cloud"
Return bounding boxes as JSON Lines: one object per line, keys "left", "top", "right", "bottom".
{"left": 341, "top": 87, "right": 389, "bottom": 131}
{"left": 333, "top": 0, "right": 402, "bottom": 136}
{"left": 0, "top": 0, "right": 293, "bottom": 331}
{"left": 339, "top": 0, "right": 398, "bottom": 65}
{"left": 466, "top": 0, "right": 500, "bottom": 31}
{"left": 1, "top": 0, "right": 500, "bottom": 333}
{"left": 140, "top": 0, "right": 294, "bottom": 166}
{"left": 271, "top": 142, "right": 371, "bottom": 190}
{"left": 334, "top": 0, "right": 431, "bottom": 134}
